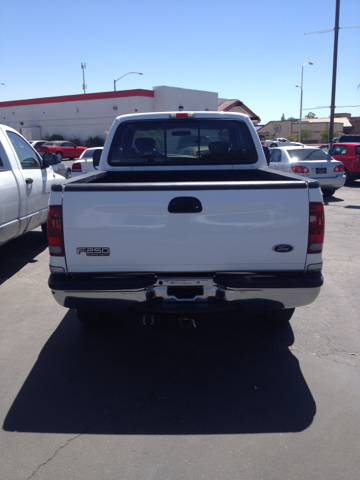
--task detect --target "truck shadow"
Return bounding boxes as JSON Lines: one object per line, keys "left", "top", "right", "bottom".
{"left": 0, "top": 229, "right": 47, "bottom": 285}
{"left": 3, "top": 311, "right": 316, "bottom": 435}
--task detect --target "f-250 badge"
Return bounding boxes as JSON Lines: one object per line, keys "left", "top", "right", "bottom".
{"left": 272, "top": 244, "right": 294, "bottom": 253}
{"left": 77, "top": 247, "right": 110, "bottom": 256}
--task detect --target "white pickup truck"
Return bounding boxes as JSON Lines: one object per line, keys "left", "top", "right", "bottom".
{"left": 0, "top": 125, "right": 63, "bottom": 247}
{"left": 47, "top": 112, "right": 324, "bottom": 327}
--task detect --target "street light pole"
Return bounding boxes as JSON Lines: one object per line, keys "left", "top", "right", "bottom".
{"left": 114, "top": 72, "right": 143, "bottom": 91}
{"left": 297, "top": 61, "right": 313, "bottom": 142}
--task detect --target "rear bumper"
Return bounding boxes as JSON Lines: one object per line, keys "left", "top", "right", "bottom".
{"left": 49, "top": 271, "right": 323, "bottom": 314}
{"left": 317, "top": 174, "right": 345, "bottom": 190}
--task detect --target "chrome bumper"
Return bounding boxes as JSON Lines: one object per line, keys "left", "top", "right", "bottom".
{"left": 49, "top": 272, "right": 323, "bottom": 313}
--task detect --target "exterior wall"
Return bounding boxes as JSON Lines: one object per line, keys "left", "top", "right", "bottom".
{"left": 258, "top": 120, "right": 344, "bottom": 143}
{"left": 0, "top": 86, "right": 218, "bottom": 141}
{"left": 0, "top": 90, "right": 155, "bottom": 140}
{"left": 153, "top": 86, "right": 217, "bottom": 112}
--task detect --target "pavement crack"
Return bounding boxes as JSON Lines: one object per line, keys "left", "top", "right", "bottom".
{"left": 27, "top": 434, "right": 82, "bottom": 479}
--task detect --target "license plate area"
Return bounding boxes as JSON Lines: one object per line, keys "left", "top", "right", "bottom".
{"left": 316, "top": 167, "right": 327, "bottom": 174}
{"left": 167, "top": 286, "right": 204, "bottom": 300}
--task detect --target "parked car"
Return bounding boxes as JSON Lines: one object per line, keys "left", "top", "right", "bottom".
{"left": 29, "top": 140, "right": 49, "bottom": 150}
{"left": 0, "top": 125, "right": 63, "bottom": 247}
{"left": 269, "top": 146, "right": 345, "bottom": 196}
{"left": 265, "top": 137, "right": 304, "bottom": 148}
{"left": 71, "top": 147, "right": 103, "bottom": 176}
{"left": 38, "top": 141, "right": 87, "bottom": 161}
{"left": 319, "top": 143, "right": 360, "bottom": 185}
{"left": 45, "top": 153, "right": 72, "bottom": 179}
{"left": 336, "top": 134, "right": 360, "bottom": 143}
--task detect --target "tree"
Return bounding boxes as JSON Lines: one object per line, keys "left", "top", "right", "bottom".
{"left": 300, "top": 129, "right": 313, "bottom": 142}
{"left": 319, "top": 126, "right": 338, "bottom": 143}
{"left": 286, "top": 134, "right": 297, "bottom": 142}
{"left": 281, "top": 113, "right": 285, "bottom": 121}
{"left": 287, "top": 117, "right": 296, "bottom": 121}
{"left": 305, "top": 112, "right": 317, "bottom": 119}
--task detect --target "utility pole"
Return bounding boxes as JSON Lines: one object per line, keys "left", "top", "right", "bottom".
{"left": 328, "top": 0, "right": 340, "bottom": 152}
{"left": 81, "top": 63, "right": 87, "bottom": 94}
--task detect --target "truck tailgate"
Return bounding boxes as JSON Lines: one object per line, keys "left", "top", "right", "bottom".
{"left": 62, "top": 185, "right": 309, "bottom": 273}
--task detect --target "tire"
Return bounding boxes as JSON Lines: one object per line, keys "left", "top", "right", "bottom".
{"left": 261, "top": 308, "right": 295, "bottom": 323}
{"left": 344, "top": 168, "right": 353, "bottom": 186}
{"left": 322, "top": 188, "right": 336, "bottom": 197}
{"left": 270, "top": 143, "right": 277, "bottom": 148}
{"left": 76, "top": 309, "right": 108, "bottom": 327}
{"left": 56, "top": 151, "right": 63, "bottom": 161}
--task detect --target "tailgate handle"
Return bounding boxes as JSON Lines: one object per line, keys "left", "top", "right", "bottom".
{"left": 168, "top": 196, "right": 202, "bottom": 214}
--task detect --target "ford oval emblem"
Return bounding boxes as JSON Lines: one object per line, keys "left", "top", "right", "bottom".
{"left": 272, "top": 244, "right": 294, "bottom": 253}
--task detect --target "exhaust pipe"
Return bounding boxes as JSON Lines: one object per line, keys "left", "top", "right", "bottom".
{"left": 178, "top": 317, "right": 196, "bottom": 329}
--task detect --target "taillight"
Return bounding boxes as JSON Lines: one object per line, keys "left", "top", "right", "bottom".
{"left": 72, "top": 162, "right": 82, "bottom": 172}
{"left": 308, "top": 202, "right": 325, "bottom": 254}
{"left": 291, "top": 165, "right": 309, "bottom": 174}
{"left": 334, "top": 164, "right": 344, "bottom": 172}
{"left": 47, "top": 205, "right": 64, "bottom": 256}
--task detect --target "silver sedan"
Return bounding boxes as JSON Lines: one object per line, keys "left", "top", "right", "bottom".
{"left": 269, "top": 146, "right": 345, "bottom": 196}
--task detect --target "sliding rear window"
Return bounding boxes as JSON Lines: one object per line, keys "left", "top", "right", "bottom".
{"left": 108, "top": 119, "right": 258, "bottom": 166}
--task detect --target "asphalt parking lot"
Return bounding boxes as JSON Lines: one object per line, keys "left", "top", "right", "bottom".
{"left": 0, "top": 183, "right": 359, "bottom": 480}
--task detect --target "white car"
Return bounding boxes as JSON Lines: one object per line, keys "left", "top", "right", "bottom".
{"left": 265, "top": 137, "right": 304, "bottom": 148}
{"left": 269, "top": 146, "right": 345, "bottom": 196}
{"left": 71, "top": 147, "right": 103, "bottom": 176}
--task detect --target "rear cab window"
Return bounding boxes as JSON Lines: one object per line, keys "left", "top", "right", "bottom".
{"left": 108, "top": 119, "right": 258, "bottom": 166}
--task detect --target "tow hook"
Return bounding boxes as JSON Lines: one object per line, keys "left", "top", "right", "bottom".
{"left": 178, "top": 317, "right": 196, "bottom": 329}
{"left": 141, "top": 314, "right": 155, "bottom": 326}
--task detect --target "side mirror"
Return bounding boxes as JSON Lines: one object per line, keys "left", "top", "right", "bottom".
{"left": 92, "top": 149, "right": 102, "bottom": 169}
{"left": 42, "top": 152, "right": 58, "bottom": 167}
{"left": 263, "top": 146, "right": 270, "bottom": 166}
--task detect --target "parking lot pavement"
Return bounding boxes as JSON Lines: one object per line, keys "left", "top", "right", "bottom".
{"left": 0, "top": 184, "right": 359, "bottom": 479}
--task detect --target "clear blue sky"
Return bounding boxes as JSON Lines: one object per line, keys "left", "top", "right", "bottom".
{"left": 1, "top": 0, "right": 359, "bottom": 124}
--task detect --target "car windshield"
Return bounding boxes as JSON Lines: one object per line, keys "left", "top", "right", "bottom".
{"left": 288, "top": 149, "right": 332, "bottom": 161}
{"left": 81, "top": 149, "right": 96, "bottom": 158}
{"left": 108, "top": 119, "right": 257, "bottom": 166}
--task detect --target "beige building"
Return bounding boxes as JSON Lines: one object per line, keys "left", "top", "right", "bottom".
{"left": 257, "top": 116, "right": 353, "bottom": 143}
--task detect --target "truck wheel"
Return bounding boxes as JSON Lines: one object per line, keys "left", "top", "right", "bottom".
{"left": 56, "top": 151, "right": 63, "bottom": 161}
{"left": 344, "top": 168, "right": 353, "bottom": 185}
{"left": 322, "top": 188, "right": 336, "bottom": 197}
{"left": 76, "top": 309, "right": 107, "bottom": 327}
{"left": 270, "top": 143, "right": 277, "bottom": 148}
{"left": 262, "top": 308, "right": 295, "bottom": 323}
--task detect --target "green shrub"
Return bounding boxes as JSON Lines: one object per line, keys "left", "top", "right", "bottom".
{"left": 85, "top": 135, "right": 104, "bottom": 148}
{"left": 286, "top": 134, "right": 297, "bottom": 142}
{"left": 300, "top": 129, "right": 313, "bottom": 142}
{"left": 44, "top": 133, "right": 64, "bottom": 141}
{"left": 319, "top": 126, "right": 338, "bottom": 143}
{"left": 69, "top": 135, "right": 83, "bottom": 146}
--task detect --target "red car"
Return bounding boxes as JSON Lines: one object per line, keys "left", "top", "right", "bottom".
{"left": 319, "top": 143, "right": 360, "bottom": 184}
{"left": 37, "top": 141, "right": 87, "bottom": 161}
